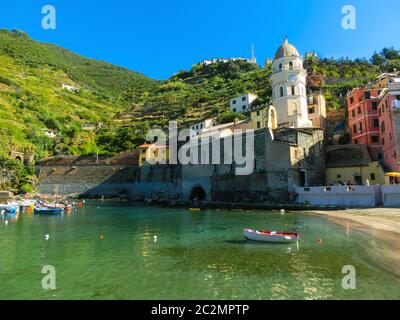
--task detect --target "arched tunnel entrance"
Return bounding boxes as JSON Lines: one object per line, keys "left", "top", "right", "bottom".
{"left": 190, "top": 186, "right": 206, "bottom": 202}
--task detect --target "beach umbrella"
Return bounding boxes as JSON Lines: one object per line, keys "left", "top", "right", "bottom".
{"left": 385, "top": 172, "right": 400, "bottom": 177}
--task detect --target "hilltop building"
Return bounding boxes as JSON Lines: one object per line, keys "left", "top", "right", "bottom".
{"left": 230, "top": 93, "right": 259, "bottom": 113}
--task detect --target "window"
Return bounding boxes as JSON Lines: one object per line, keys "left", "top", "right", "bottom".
{"left": 396, "top": 95, "right": 400, "bottom": 100}
{"left": 358, "top": 122, "right": 363, "bottom": 131}
{"left": 372, "top": 135, "right": 379, "bottom": 143}
{"left": 382, "top": 138, "right": 385, "bottom": 145}
{"left": 280, "top": 87, "right": 284, "bottom": 97}
{"left": 378, "top": 153, "right": 383, "bottom": 160}
{"left": 350, "top": 97, "right": 354, "bottom": 104}
{"left": 291, "top": 86, "right": 295, "bottom": 96}
{"left": 379, "top": 108, "right": 382, "bottom": 117}
{"left": 390, "top": 132, "right": 393, "bottom": 141}
{"left": 242, "top": 106, "right": 246, "bottom": 111}
{"left": 279, "top": 63, "right": 282, "bottom": 70}
{"left": 358, "top": 106, "right": 362, "bottom": 114}
{"left": 242, "top": 96, "right": 246, "bottom": 102}
{"left": 256, "top": 110, "right": 260, "bottom": 116}
{"left": 373, "top": 119, "right": 379, "bottom": 127}
{"left": 372, "top": 102, "right": 378, "bottom": 110}
{"left": 395, "top": 151, "right": 397, "bottom": 159}
{"left": 370, "top": 173, "right": 376, "bottom": 181}
{"left": 351, "top": 110, "right": 355, "bottom": 118}
{"left": 337, "top": 175, "right": 341, "bottom": 179}
{"left": 381, "top": 121, "right": 385, "bottom": 133}
{"left": 354, "top": 139, "right": 358, "bottom": 144}
{"left": 232, "top": 100, "right": 236, "bottom": 105}
{"left": 353, "top": 124, "right": 357, "bottom": 134}
{"left": 289, "top": 61, "right": 293, "bottom": 70}
{"left": 257, "top": 121, "right": 261, "bottom": 129}
{"left": 233, "top": 108, "right": 236, "bottom": 112}
{"left": 365, "top": 91, "right": 371, "bottom": 100}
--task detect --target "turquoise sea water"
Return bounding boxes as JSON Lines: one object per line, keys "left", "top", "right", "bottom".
{"left": 0, "top": 201, "right": 399, "bottom": 300}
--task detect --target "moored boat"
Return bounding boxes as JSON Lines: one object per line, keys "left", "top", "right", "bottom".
{"left": 34, "top": 207, "right": 63, "bottom": 215}
{"left": 0, "top": 205, "right": 19, "bottom": 215}
{"left": 243, "top": 229, "right": 299, "bottom": 243}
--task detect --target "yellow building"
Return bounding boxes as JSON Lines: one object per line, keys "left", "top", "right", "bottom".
{"left": 325, "top": 145, "right": 389, "bottom": 185}
{"left": 249, "top": 106, "right": 267, "bottom": 129}
{"left": 248, "top": 105, "right": 277, "bottom": 130}
{"left": 138, "top": 144, "right": 169, "bottom": 166}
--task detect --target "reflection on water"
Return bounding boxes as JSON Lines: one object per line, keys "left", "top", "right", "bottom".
{"left": 0, "top": 201, "right": 400, "bottom": 300}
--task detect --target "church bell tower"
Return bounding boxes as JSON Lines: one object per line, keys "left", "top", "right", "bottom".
{"left": 270, "top": 37, "right": 312, "bottom": 128}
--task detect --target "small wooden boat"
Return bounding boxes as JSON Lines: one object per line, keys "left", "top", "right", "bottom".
{"left": 244, "top": 229, "right": 299, "bottom": 243}
{"left": 34, "top": 207, "right": 63, "bottom": 215}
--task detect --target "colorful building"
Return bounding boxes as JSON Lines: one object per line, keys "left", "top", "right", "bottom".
{"left": 138, "top": 144, "right": 169, "bottom": 166}
{"left": 325, "top": 145, "right": 388, "bottom": 186}
{"left": 377, "top": 78, "right": 400, "bottom": 172}
{"left": 346, "top": 86, "right": 382, "bottom": 160}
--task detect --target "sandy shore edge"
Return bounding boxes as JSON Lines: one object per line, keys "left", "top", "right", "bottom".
{"left": 307, "top": 208, "right": 400, "bottom": 235}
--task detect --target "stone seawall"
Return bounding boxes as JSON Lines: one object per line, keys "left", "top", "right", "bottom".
{"left": 36, "top": 165, "right": 137, "bottom": 197}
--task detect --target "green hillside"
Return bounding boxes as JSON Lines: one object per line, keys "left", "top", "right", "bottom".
{"left": 0, "top": 29, "right": 156, "bottom": 159}
{"left": 1, "top": 29, "right": 400, "bottom": 192}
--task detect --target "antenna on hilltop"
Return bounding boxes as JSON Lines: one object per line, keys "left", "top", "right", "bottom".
{"left": 251, "top": 43, "right": 256, "bottom": 64}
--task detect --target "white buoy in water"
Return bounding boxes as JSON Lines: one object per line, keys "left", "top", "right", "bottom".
{"left": 280, "top": 209, "right": 285, "bottom": 215}
{"left": 153, "top": 235, "right": 158, "bottom": 243}
{"left": 45, "top": 234, "right": 50, "bottom": 240}
{"left": 5, "top": 220, "right": 9, "bottom": 226}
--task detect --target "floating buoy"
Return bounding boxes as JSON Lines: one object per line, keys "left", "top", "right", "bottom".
{"left": 153, "top": 235, "right": 158, "bottom": 243}
{"left": 99, "top": 235, "right": 104, "bottom": 240}
{"left": 45, "top": 234, "right": 50, "bottom": 240}
{"left": 280, "top": 209, "right": 285, "bottom": 214}
{"left": 317, "top": 238, "right": 322, "bottom": 244}
{"left": 4, "top": 220, "right": 9, "bottom": 226}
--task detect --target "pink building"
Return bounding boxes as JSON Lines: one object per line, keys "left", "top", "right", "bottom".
{"left": 377, "top": 78, "right": 400, "bottom": 172}
{"left": 347, "top": 87, "right": 382, "bottom": 160}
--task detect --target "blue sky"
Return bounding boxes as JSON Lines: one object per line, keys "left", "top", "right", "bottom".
{"left": 1, "top": 0, "right": 399, "bottom": 79}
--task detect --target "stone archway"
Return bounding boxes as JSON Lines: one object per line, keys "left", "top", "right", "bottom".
{"left": 190, "top": 186, "right": 206, "bottom": 202}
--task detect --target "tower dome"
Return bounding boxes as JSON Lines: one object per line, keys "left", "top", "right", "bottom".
{"left": 274, "top": 37, "right": 300, "bottom": 60}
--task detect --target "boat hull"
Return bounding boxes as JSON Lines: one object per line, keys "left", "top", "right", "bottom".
{"left": 34, "top": 208, "right": 63, "bottom": 215}
{"left": 244, "top": 229, "right": 299, "bottom": 243}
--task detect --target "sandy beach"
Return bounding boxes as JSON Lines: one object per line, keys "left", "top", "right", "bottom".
{"left": 309, "top": 208, "right": 400, "bottom": 235}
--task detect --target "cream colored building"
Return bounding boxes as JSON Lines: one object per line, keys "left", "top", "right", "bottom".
{"left": 230, "top": 93, "right": 258, "bottom": 113}
{"left": 271, "top": 38, "right": 312, "bottom": 128}
{"left": 307, "top": 93, "right": 326, "bottom": 128}
{"left": 190, "top": 118, "right": 216, "bottom": 138}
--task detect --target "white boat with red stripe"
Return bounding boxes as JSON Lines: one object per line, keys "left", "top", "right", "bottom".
{"left": 243, "top": 229, "right": 299, "bottom": 243}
